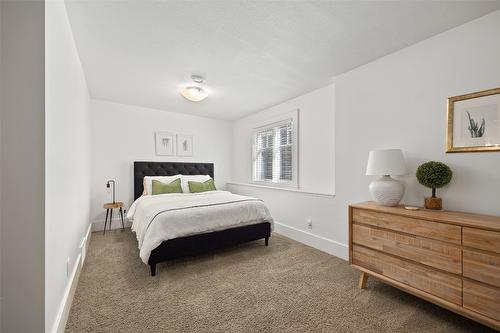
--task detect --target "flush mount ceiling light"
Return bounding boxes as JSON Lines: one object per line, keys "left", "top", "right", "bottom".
{"left": 180, "top": 75, "right": 208, "bottom": 102}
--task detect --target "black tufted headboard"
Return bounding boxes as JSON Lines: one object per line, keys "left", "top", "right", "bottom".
{"left": 134, "top": 162, "right": 214, "bottom": 200}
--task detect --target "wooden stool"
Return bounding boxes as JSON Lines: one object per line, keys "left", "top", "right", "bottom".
{"left": 103, "top": 202, "right": 125, "bottom": 234}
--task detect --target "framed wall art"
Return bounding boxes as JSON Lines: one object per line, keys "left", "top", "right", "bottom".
{"left": 155, "top": 132, "right": 175, "bottom": 156}
{"left": 176, "top": 134, "right": 193, "bottom": 156}
{"left": 447, "top": 87, "right": 500, "bottom": 153}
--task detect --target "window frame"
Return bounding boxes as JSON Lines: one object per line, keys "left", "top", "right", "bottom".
{"left": 252, "top": 109, "right": 299, "bottom": 188}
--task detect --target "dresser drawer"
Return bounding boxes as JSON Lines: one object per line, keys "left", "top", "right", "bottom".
{"left": 352, "top": 245, "right": 462, "bottom": 305}
{"left": 463, "top": 250, "right": 500, "bottom": 287}
{"left": 463, "top": 228, "right": 500, "bottom": 254}
{"left": 463, "top": 280, "right": 500, "bottom": 321}
{"left": 352, "top": 223, "right": 462, "bottom": 274}
{"left": 352, "top": 208, "right": 461, "bottom": 244}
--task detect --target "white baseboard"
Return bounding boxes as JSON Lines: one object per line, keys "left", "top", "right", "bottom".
{"left": 51, "top": 224, "right": 92, "bottom": 333}
{"left": 80, "top": 224, "right": 92, "bottom": 265}
{"left": 273, "top": 221, "right": 348, "bottom": 261}
{"left": 91, "top": 218, "right": 132, "bottom": 232}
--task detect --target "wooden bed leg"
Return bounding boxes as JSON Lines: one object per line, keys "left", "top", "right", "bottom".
{"left": 358, "top": 272, "right": 368, "bottom": 289}
{"left": 150, "top": 264, "right": 156, "bottom": 276}
{"left": 265, "top": 237, "right": 269, "bottom": 246}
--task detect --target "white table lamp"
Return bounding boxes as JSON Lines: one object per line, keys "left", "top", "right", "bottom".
{"left": 366, "top": 149, "right": 407, "bottom": 206}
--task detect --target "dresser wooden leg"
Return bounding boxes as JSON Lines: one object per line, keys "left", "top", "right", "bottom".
{"left": 358, "top": 272, "right": 368, "bottom": 289}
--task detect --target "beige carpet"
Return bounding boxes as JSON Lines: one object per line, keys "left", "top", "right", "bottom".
{"left": 66, "top": 229, "right": 495, "bottom": 333}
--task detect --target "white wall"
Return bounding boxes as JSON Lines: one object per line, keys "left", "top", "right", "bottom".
{"left": 0, "top": 1, "right": 46, "bottom": 332}
{"left": 228, "top": 84, "right": 343, "bottom": 257}
{"left": 0, "top": 0, "right": 3, "bottom": 326}
{"left": 231, "top": 84, "right": 335, "bottom": 194}
{"left": 329, "top": 9, "right": 500, "bottom": 249}
{"left": 230, "top": 10, "right": 500, "bottom": 260}
{"left": 90, "top": 100, "right": 233, "bottom": 228}
{"left": 45, "top": 0, "right": 92, "bottom": 331}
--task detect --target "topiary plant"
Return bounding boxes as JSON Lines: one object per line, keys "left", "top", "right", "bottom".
{"left": 416, "top": 161, "right": 452, "bottom": 198}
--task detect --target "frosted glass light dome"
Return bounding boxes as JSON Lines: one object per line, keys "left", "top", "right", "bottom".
{"left": 180, "top": 86, "right": 208, "bottom": 102}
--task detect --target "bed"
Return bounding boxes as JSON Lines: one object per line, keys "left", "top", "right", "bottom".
{"left": 129, "top": 162, "right": 273, "bottom": 276}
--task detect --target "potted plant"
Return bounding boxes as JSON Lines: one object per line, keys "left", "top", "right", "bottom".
{"left": 416, "top": 161, "right": 452, "bottom": 210}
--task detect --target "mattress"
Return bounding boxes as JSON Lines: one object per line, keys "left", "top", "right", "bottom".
{"left": 127, "top": 190, "right": 273, "bottom": 263}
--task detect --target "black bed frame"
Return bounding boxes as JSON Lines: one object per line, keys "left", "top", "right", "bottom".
{"left": 134, "top": 162, "right": 271, "bottom": 276}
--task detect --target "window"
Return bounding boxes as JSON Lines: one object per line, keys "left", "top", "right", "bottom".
{"left": 252, "top": 110, "right": 298, "bottom": 187}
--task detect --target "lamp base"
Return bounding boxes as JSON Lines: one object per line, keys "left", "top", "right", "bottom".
{"left": 369, "top": 175, "right": 404, "bottom": 207}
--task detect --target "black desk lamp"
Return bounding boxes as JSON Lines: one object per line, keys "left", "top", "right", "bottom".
{"left": 106, "top": 180, "right": 116, "bottom": 204}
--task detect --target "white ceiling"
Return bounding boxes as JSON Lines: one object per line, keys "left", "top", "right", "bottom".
{"left": 65, "top": 1, "right": 500, "bottom": 120}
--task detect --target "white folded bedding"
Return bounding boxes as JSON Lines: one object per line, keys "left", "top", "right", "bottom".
{"left": 127, "top": 190, "right": 273, "bottom": 263}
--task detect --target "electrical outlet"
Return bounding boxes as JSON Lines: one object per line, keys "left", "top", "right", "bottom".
{"left": 307, "top": 218, "right": 313, "bottom": 229}
{"left": 66, "top": 257, "right": 71, "bottom": 277}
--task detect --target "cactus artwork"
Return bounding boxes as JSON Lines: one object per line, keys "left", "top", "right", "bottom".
{"left": 467, "top": 111, "right": 486, "bottom": 138}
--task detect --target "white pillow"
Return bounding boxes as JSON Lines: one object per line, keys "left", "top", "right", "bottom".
{"left": 181, "top": 175, "right": 212, "bottom": 193}
{"left": 143, "top": 175, "right": 182, "bottom": 195}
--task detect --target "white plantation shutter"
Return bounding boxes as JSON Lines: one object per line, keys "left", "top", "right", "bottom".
{"left": 253, "top": 113, "right": 297, "bottom": 187}
{"left": 255, "top": 129, "right": 274, "bottom": 181}
{"left": 278, "top": 123, "right": 292, "bottom": 181}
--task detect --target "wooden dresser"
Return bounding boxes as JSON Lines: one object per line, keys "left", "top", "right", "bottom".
{"left": 349, "top": 202, "right": 500, "bottom": 330}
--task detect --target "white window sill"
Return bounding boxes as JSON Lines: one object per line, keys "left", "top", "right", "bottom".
{"left": 226, "top": 182, "right": 335, "bottom": 198}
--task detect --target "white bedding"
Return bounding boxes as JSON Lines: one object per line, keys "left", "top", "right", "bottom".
{"left": 127, "top": 190, "right": 273, "bottom": 263}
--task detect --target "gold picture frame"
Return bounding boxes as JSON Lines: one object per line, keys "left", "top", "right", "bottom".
{"left": 446, "top": 87, "right": 500, "bottom": 153}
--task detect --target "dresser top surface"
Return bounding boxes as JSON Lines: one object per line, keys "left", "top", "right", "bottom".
{"left": 351, "top": 201, "right": 500, "bottom": 231}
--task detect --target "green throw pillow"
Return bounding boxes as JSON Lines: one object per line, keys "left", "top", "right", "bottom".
{"left": 188, "top": 179, "right": 216, "bottom": 193}
{"left": 151, "top": 178, "right": 183, "bottom": 195}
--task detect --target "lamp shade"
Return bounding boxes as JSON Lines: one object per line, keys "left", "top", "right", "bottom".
{"left": 366, "top": 149, "right": 407, "bottom": 176}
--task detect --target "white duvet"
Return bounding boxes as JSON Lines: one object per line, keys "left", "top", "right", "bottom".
{"left": 127, "top": 190, "right": 273, "bottom": 263}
